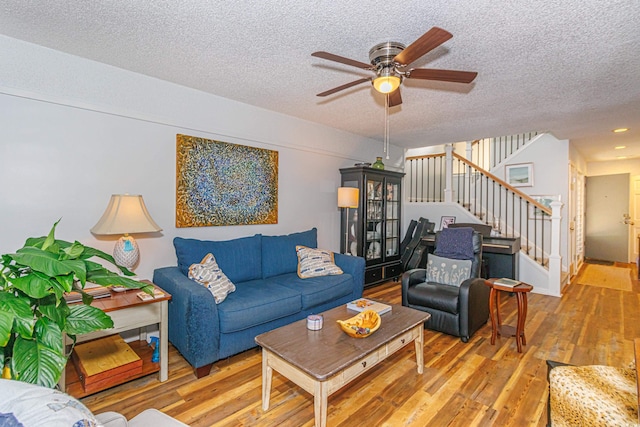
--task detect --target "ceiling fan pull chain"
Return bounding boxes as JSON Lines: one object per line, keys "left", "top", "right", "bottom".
{"left": 385, "top": 93, "right": 390, "bottom": 159}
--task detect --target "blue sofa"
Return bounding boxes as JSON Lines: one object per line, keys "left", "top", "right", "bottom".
{"left": 153, "top": 228, "right": 365, "bottom": 377}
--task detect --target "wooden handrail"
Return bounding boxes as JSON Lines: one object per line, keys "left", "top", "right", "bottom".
{"left": 405, "top": 153, "right": 446, "bottom": 161}
{"left": 452, "top": 152, "right": 552, "bottom": 215}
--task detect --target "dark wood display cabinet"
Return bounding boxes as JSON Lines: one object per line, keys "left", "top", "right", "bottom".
{"left": 340, "top": 166, "right": 405, "bottom": 287}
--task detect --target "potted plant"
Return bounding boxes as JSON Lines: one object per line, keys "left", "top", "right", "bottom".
{"left": 0, "top": 220, "right": 153, "bottom": 387}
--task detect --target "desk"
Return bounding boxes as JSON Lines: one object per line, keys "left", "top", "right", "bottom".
{"left": 485, "top": 278, "right": 533, "bottom": 353}
{"left": 421, "top": 234, "right": 521, "bottom": 279}
{"left": 60, "top": 282, "right": 171, "bottom": 397}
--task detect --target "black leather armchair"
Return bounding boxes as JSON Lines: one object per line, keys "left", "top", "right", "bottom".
{"left": 401, "top": 231, "right": 490, "bottom": 342}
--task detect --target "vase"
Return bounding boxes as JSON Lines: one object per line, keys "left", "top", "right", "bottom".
{"left": 372, "top": 157, "right": 384, "bottom": 170}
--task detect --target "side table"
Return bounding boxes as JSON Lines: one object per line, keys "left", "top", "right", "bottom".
{"left": 59, "top": 281, "right": 171, "bottom": 397}
{"left": 485, "top": 279, "right": 533, "bottom": 353}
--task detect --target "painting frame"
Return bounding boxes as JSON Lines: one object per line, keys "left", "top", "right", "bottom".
{"left": 528, "top": 195, "right": 558, "bottom": 220}
{"left": 175, "top": 134, "right": 278, "bottom": 227}
{"left": 440, "top": 215, "right": 456, "bottom": 230}
{"left": 505, "top": 163, "right": 534, "bottom": 187}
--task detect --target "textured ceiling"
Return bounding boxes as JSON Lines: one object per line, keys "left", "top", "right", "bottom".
{"left": 1, "top": 0, "right": 639, "bottom": 162}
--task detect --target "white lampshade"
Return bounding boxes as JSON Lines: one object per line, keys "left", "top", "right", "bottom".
{"left": 338, "top": 187, "right": 359, "bottom": 208}
{"left": 91, "top": 194, "right": 162, "bottom": 268}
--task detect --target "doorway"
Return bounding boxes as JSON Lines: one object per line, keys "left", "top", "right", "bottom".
{"left": 585, "top": 173, "right": 630, "bottom": 263}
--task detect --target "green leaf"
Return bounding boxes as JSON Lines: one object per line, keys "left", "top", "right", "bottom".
{"left": 40, "top": 219, "right": 60, "bottom": 252}
{"left": 86, "top": 269, "right": 149, "bottom": 291}
{"left": 0, "top": 310, "right": 14, "bottom": 347}
{"left": 11, "top": 247, "right": 71, "bottom": 276}
{"left": 34, "top": 317, "right": 64, "bottom": 354}
{"left": 11, "top": 248, "right": 88, "bottom": 284}
{"left": 0, "top": 292, "right": 34, "bottom": 339}
{"left": 38, "top": 298, "right": 69, "bottom": 331}
{"left": 10, "top": 272, "right": 56, "bottom": 299}
{"left": 11, "top": 336, "right": 67, "bottom": 388}
{"left": 62, "top": 241, "right": 85, "bottom": 260}
{"left": 65, "top": 304, "right": 113, "bottom": 335}
{"left": 81, "top": 247, "right": 135, "bottom": 276}
{"left": 53, "top": 274, "right": 74, "bottom": 294}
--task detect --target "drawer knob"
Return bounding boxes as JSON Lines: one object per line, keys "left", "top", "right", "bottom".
{"left": 362, "top": 361, "right": 367, "bottom": 368}
{"left": 401, "top": 339, "right": 405, "bottom": 344}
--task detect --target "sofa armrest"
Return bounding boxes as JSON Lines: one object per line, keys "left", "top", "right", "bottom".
{"left": 152, "top": 267, "right": 221, "bottom": 368}
{"left": 334, "top": 253, "right": 365, "bottom": 299}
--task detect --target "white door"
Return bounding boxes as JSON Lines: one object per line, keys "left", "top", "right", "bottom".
{"left": 585, "top": 173, "right": 630, "bottom": 262}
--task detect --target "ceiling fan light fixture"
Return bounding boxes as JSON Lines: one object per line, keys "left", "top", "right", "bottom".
{"left": 373, "top": 75, "right": 401, "bottom": 94}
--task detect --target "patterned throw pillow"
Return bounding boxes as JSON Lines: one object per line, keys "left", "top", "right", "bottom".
{"left": 188, "top": 253, "right": 236, "bottom": 303}
{"left": 426, "top": 254, "right": 472, "bottom": 287}
{"left": 296, "top": 246, "right": 343, "bottom": 279}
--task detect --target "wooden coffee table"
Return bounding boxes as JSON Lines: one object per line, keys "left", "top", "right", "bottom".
{"left": 255, "top": 304, "right": 430, "bottom": 427}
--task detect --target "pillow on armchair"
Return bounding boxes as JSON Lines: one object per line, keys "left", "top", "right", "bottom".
{"left": 426, "top": 254, "right": 472, "bottom": 287}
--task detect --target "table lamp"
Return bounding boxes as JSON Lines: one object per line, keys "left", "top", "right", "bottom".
{"left": 337, "top": 187, "right": 359, "bottom": 255}
{"left": 91, "top": 194, "right": 162, "bottom": 269}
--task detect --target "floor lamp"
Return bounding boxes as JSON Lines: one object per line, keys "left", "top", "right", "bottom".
{"left": 338, "top": 187, "right": 359, "bottom": 255}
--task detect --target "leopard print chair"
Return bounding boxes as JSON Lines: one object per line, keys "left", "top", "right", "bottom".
{"left": 547, "top": 357, "right": 640, "bottom": 427}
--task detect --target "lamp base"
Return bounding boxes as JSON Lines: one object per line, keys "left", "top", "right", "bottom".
{"left": 113, "top": 235, "right": 139, "bottom": 269}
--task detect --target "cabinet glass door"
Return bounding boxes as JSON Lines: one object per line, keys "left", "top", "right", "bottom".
{"left": 365, "top": 177, "right": 383, "bottom": 261}
{"left": 385, "top": 180, "right": 400, "bottom": 257}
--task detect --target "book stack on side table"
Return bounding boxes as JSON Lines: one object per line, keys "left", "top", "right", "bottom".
{"left": 493, "top": 278, "right": 523, "bottom": 289}
{"left": 346, "top": 298, "right": 392, "bottom": 314}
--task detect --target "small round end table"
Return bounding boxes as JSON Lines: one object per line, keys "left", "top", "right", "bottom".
{"left": 485, "top": 278, "right": 533, "bottom": 353}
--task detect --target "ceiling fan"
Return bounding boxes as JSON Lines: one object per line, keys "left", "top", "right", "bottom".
{"left": 312, "top": 27, "right": 477, "bottom": 107}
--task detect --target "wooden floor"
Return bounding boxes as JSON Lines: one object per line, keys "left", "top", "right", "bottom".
{"left": 81, "top": 263, "right": 640, "bottom": 426}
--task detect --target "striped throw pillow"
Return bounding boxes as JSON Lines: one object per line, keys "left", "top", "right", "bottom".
{"left": 188, "top": 253, "right": 236, "bottom": 303}
{"left": 296, "top": 246, "right": 343, "bottom": 279}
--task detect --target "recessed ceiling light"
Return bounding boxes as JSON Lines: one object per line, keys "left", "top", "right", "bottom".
{"left": 613, "top": 128, "right": 629, "bottom": 133}
{"left": 615, "top": 145, "right": 627, "bottom": 150}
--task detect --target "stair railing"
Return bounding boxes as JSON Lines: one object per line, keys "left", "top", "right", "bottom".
{"left": 406, "top": 150, "right": 558, "bottom": 271}
{"left": 467, "top": 132, "right": 539, "bottom": 170}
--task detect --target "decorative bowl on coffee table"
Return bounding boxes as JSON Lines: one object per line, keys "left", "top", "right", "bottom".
{"left": 337, "top": 309, "right": 381, "bottom": 338}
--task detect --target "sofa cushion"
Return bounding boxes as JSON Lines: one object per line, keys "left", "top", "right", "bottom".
{"left": 188, "top": 253, "right": 236, "bottom": 303}
{"left": 262, "top": 228, "right": 317, "bottom": 279}
{"left": 268, "top": 272, "right": 354, "bottom": 310}
{"left": 174, "top": 234, "right": 262, "bottom": 283}
{"left": 296, "top": 246, "right": 343, "bottom": 278}
{"left": 408, "top": 282, "right": 460, "bottom": 314}
{"left": 217, "top": 280, "right": 302, "bottom": 333}
{"left": 426, "top": 254, "right": 472, "bottom": 287}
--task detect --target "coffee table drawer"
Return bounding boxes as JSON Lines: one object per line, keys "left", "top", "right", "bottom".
{"left": 338, "top": 351, "right": 380, "bottom": 386}
{"left": 386, "top": 329, "right": 419, "bottom": 354}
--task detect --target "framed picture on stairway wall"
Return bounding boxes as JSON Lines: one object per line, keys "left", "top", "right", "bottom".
{"left": 505, "top": 163, "right": 534, "bottom": 187}
{"left": 440, "top": 216, "right": 456, "bottom": 230}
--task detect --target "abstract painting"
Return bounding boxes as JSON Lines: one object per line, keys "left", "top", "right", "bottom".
{"left": 176, "top": 134, "right": 278, "bottom": 227}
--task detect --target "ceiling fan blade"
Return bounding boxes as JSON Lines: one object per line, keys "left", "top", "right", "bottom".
{"left": 393, "top": 27, "right": 453, "bottom": 66}
{"left": 311, "top": 51, "right": 372, "bottom": 70}
{"left": 388, "top": 88, "right": 402, "bottom": 107}
{"left": 408, "top": 68, "right": 478, "bottom": 83}
{"left": 316, "top": 78, "right": 370, "bottom": 97}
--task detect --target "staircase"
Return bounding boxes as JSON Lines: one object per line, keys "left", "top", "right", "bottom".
{"left": 405, "top": 132, "right": 563, "bottom": 294}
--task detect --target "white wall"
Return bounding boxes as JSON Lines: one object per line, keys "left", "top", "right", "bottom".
{"left": 0, "top": 35, "right": 404, "bottom": 279}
